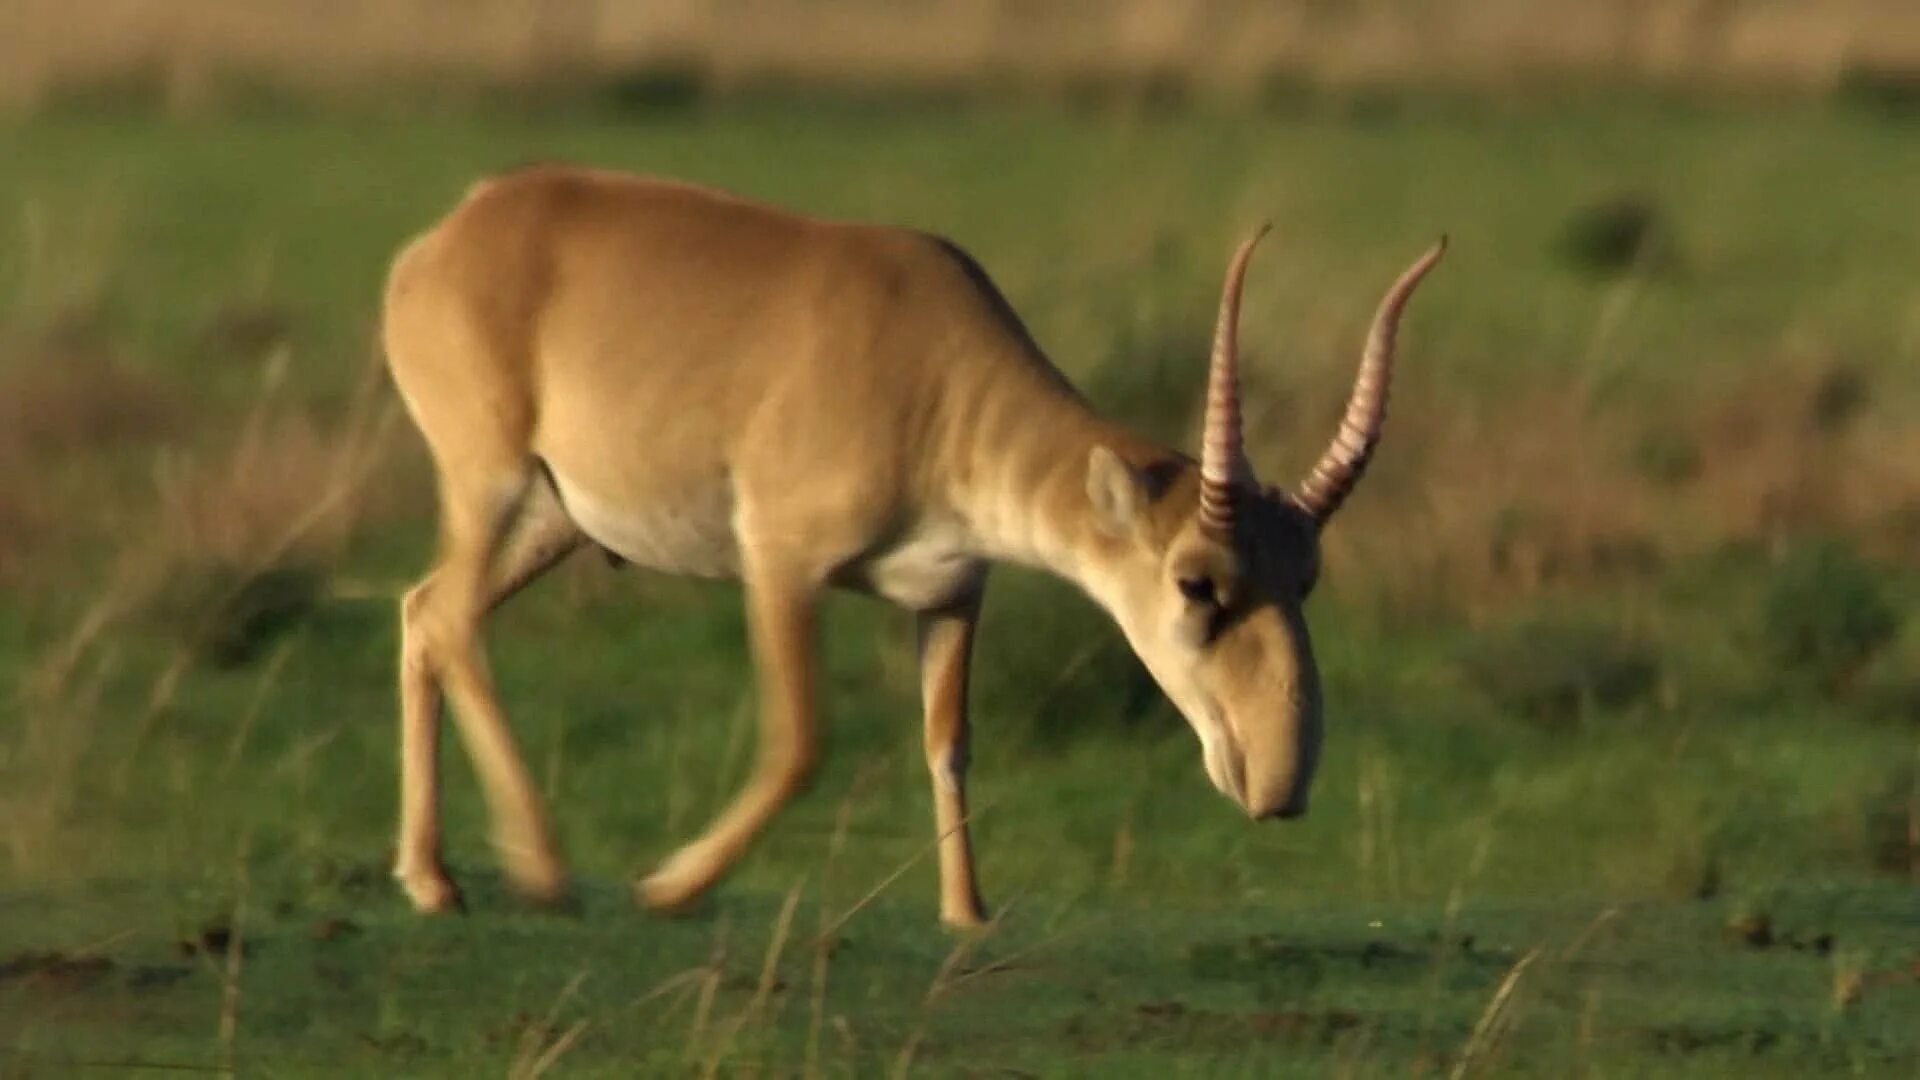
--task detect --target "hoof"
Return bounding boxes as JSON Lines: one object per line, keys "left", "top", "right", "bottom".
{"left": 634, "top": 868, "right": 709, "bottom": 916}
{"left": 395, "top": 866, "right": 464, "bottom": 915}
{"left": 940, "top": 902, "right": 992, "bottom": 932}
{"left": 513, "top": 880, "right": 582, "bottom": 916}
{"left": 505, "top": 864, "right": 573, "bottom": 911}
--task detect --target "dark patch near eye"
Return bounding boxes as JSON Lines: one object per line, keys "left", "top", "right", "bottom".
{"left": 1140, "top": 459, "right": 1184, "bottom": 500}
{"left": 1178, "top": 576, "right": 1216, "bottom": 606}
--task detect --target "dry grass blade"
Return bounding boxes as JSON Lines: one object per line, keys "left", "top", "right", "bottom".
{"left": 1, "top": 644, "right": 116, "bottom": 875}
{"left": 219, "top": 639, "right": 296, "bottom": 775}
{"left": 814, "top": 796, "right": 997, "bottom": 949}
{"left": 702, "top": 877, "right": 806, "bottom": 1078}
{"left": 67, "top": 928, "right": 141, "bottom": 957}
{"left": 111, "top": 646, "right": 195, "bottom": 793}
{"left": 622, "top": 966, "right": 711, "bottom": 1024}
{"left": 514, "top": 1020, "right": 588, "bottom": 1080}
{"left": 509, "top": 970, "right": 591, "bottom": 1080}
{"left": 1449, "top": 946, "right": 1542, "bottom": 1080}
{"left": 1417, "top": 816, "right": 1500, "bottom": 1056}
{"left": 805, "top": 764, "right": 876, "bottom": 1080}
{"left": 22, "top": 569, "right": 144, "bottom": 704}
{"left": 890, "top": 928, "right": 993, "bottom": 1080}
{"left": 943, "top": 904, "right": 1109, "bottom": 1000}
{"left": 216, "top": 837, "right": 251, "bottom": 1077}
{"left": 681, "top": 918, "right": 730, "bottom": 1066}
{"left": 1559, "top": 906, "right": 1623, "bottom": 961}
{"left": 1908, "top": 746, "right": 1919, "bottom": 886}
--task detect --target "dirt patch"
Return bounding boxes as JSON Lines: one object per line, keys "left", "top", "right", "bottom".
{"left": 311, "top": 915, "right": 361, "bottom": 943}
{"left": 177, "top": 921, "right": 248, "bottom": 958}
{"left": 0, "top": 950, "right": 116, "bottom": 993}
{"left": 126, "top": 964, "right": 192, "bottom": 990}
{"left": 1064, "top": 1001, "right": 1364, "bottom": 1052}
{"left": 1642, "top": 1022, "right": 1783, "bottom": 1056}
{"left": 360, "top": 1031, "right": 430, "bottom": 1057}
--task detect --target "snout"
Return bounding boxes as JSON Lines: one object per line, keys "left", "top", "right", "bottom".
{"left": 1201, "top": 736, "right": 1314, "bottom": 821}
{"left": 1240, "top": 747, "right": 1314, "bottom": 822}
{"left": 1251, "top": 792, "right": 1309, "bottom": 821}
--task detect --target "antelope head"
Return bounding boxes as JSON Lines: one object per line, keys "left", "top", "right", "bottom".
{"left": 1085, "top": 227, "right": 1446, "bottom": 820}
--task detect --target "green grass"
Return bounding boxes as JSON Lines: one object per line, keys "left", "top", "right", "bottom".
{"left": 3, "top": 96, "right": 1919, "bottom": 1075}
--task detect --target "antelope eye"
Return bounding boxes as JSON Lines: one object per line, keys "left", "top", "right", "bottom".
{"left": 1177, "top": 576, "right": 1216, "bottom": 606}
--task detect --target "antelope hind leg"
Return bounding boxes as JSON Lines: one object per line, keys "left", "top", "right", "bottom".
{"left": 394, "top": 468, "right": 583, "bottom": 912}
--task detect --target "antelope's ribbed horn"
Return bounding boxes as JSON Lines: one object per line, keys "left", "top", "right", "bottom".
{"left": 1293, "top": 237, "right": 1447, "bottom": 524}
{"left": 1197, "top": 224, "right": 1271, "bottom": 538}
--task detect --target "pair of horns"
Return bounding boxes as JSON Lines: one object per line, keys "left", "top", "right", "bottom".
{"left": 1197, "top": 227, "right": 1447, "bottom": 536}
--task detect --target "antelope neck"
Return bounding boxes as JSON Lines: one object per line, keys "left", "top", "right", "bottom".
{"left": 942, "top": 367, "right": 1179, "bottom": 608}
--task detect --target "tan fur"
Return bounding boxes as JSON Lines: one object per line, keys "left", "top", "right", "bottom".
{"left": 382, "top": 166, "right": 1435, "bottom": 926}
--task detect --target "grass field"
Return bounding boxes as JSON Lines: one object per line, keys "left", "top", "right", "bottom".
{"left": 2, "top": 93, "right": 1918, "bottom": 1076}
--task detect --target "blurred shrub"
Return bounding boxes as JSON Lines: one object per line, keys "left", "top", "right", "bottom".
{"left": 1829, "top": 763, "right": 1919, "bottom": 878}
{"left": 1662, "top": 842, "right": 1723, "bottom": 901}
{"left": 197, "top": 301, "right": 294, "bottom": 362}
{"left": 590, "top": 58, "right": 711, "bottom": 116}
{"left": 1834, "top": 64, "right": 1920, "bottom": 118}
{"left": 1060, "top": 67, "right": 1189, "bottom": 116}
{"left": 1758, "top": 538, "right": 1902, "bottom": 695}
{"left": 1804, "top": 362, "right": 1870, "bottom": 437}
{"left": 1485, "top": 504, "right": 1663, "bottom": 590}
{"left": 0, "top": 339, "right": 179, "bottom": 581}
{"left": 1855, "top": 675, "right": 1920, "bottom": 729}
{"left": 111, "top": 349, "right": 400, "bottom": 666}
{"left": 0, "top": 339, "right": 177, "bottom": 457}
{"left": 142, "top": 563, "right": 324, "bottom": 667}
{"left": 1459, "top": 614, "right": 1660, "bottom": 725}
{"left": 1556, "top": 192, "right": 1677, "bottom": 278}
{"left": 1630, "top": 426, "right": 1702, "bottom": 488}
{"left": 1875, "top": 502, "right": 1920, "bottom": 567}
{"left": 1257, "top": 77, "right": 1419, "bottom": 127}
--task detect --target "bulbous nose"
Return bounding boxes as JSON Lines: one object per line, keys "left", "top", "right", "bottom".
{"left": 1250, "top": 792, "right": 1309, "bottom": 821}
{"left": 1264, "top": 798, "right": 1308, "bottom": 821}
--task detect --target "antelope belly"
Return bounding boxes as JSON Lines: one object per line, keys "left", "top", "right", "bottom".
{"left": 547, "top": 469, "right": 739, "bottom": 579}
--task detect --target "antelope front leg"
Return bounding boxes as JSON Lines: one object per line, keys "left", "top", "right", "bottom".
{"left": 919, "top": 595, "right": 990, "bottom": 928}
{"left": 637, "top": 563, "right": 820, "bottom": 912}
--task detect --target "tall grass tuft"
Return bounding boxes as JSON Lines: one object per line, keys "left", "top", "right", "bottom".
{"left": 129, "top": 347, "right": 401, "bottom": 665}
{"left": 1757, "top": 537, "right": 1902, "bottom": 696}
{"left": 1458, "top": 614, "right": 1660, "bottom": 727}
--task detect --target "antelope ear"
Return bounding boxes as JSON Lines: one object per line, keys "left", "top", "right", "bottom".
{"left": 1087, "top": 446, "right": 1146, "bottom": 538}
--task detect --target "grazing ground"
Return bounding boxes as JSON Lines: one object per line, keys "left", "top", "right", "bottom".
{"left": 2, "top": 95, "right": 1918, "bottom": 1076}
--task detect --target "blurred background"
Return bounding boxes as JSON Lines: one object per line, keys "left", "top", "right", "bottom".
{"left": 3, "top": 2, "right": 1918, "bottom": 1074}
{"left": 8, "top": 0, "right": 1920, "bottom": 109}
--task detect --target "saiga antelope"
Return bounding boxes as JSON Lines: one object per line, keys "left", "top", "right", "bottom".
{"left": 382, "top": 167, "right": 1443, "bottom": 927}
